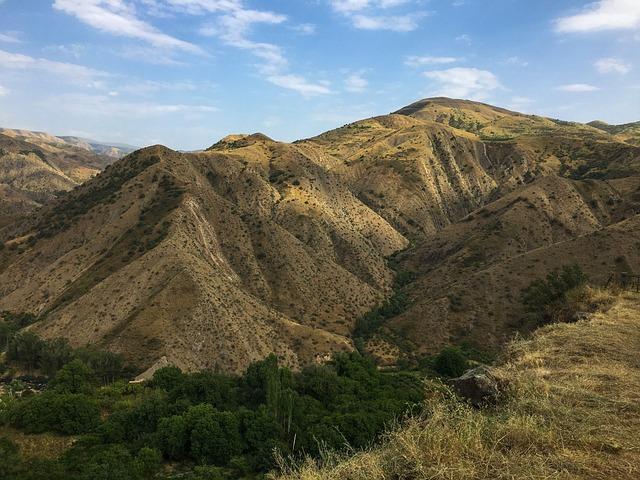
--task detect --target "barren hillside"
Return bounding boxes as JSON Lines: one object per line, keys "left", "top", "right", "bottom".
{"left": 0, "top": 98, "right": 638, "bottom": 373}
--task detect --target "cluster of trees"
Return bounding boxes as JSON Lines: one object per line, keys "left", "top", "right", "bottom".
{"left": 1, "top": 352, "right": 424, "bottom": 480}
{"left": 1, "top": 311, "right": 131, "bottom": 383}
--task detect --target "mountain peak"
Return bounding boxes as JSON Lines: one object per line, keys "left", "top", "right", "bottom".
{"left": 207, "top": 132, "right": 276, "bottom": 151}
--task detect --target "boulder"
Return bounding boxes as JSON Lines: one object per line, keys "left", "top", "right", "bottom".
{"left": 570, "top": 311, "right": 591, "bottom": 323}
{"left": 449, "top": 365, "right": 500, "bottom": 407}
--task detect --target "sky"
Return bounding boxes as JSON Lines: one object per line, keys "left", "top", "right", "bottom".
{"left": 0, "top": 0, "right": 639, "bottom": 150}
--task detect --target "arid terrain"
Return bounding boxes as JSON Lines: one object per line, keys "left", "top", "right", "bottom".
{"left": 1, "top": 98, "right": 639, "bottom": 374}
{"left": 0, "top": 129, "right": 124, "bottom": 227}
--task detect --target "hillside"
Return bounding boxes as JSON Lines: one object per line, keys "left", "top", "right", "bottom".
{"left": 588, "top": 120, "right": 640, "bottom": 146}
{"left": 57, "top": 136, "right": 137, "bottom": 159}
{"left": 0, "top": 98, "right": 639, "bottom": 373}
{"left": 281, "top": 291, "right": 640, "bottom": 480}
{"left": 0, "top": 132, "right": 113, "bottom": 226}
{"left": 0, "top": 128, "right": 136, "bottom": 159}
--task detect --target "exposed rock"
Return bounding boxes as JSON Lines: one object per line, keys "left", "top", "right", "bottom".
{"left": 571, "top": 311, "right": 592, "bottom": 323}
{"left": 449, "top": 365, "right": 500, "bottom": 407}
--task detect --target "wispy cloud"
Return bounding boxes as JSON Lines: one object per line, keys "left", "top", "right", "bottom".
{"left": 0, "top": 48, "right": 108, "bottom": 84}
{"left": 405, "top": 55, "right": 459, "bottom": 67}
{"left": 0, "top": 85, "right": 8, "bottom": 97}
{"left": 344, "top": 73, "right": 368, "bottom": 92}
{"left": 595, "top": 57, "right": 631, "bottom": 74}
{"left": 508, "top": 96, "right": 534, "bottom": 110}
{"left": 557, "top": 83, "right": 600, "bottom": 92}
{"left": 292, "top": 23, "right": 316, "bottom": 35}
{"left": 53, "top": 0, "right": 202, "bottom": 53}
{"left": 266, "top": 75, "right": 331, "bottom": 96}
{"left": 0, "top": 31, "right": 22, "bottom": 43}
{"left": 196, "top": 2, "right": 330, "bottom": 95}
{"left": 504, "top": 56, "right": 529, "bottom": 67}
{"left": 329, "top": 0, "right": 426, "bottom": 32}
{"left": 201, "top": 8, "right": 287, "bottom": 74}
{"left": 423, "top": 67, "right": 501, "bottom": 100}
{"left": 455, "top": 34, "right": 472, "bottom": 45}
{"left": 47, "top": 92, "right": 217, "bottom": 117}
{"left": 555, "top": 0, "right": 640, "bottom": 33}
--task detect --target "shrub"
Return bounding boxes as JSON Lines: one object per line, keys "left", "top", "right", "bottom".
{"left": 433, "top": 347, "right": 468, "bottom": 378}
{"left": 9, "top": 393, "right": 100, "bottom": 435}
{"left": 521, "top": 265, "right": 588, "bottom": 324}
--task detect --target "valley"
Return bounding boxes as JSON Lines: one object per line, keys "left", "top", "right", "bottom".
{"left": 1, "top": 98, "right": 639, "bottom": 374}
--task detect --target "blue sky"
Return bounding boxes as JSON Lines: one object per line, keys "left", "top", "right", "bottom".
{"left": 0, "top": 0, "right": 639, "bottom": 150}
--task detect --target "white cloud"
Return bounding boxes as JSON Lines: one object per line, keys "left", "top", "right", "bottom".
{"left": 195, "top": 2, "right": 331, "bottom": 96}
{"left": 351, "top": 13, "right": 421, "bottom": 31}
{"left": 329, "top": 0, "right": 425, "bottom": 32}
{"left": 505, "top": 56, "right": 529, "bottom": 67}
{"left": 405, "top": 55, "right": 459, "bottom": 67}
{"left": 53, "top": 0, "right": 202, "bottom": 53}
{"left": 555, "top": 0, "right": 640, "bottom": 33}
{"left": 595, "top": 57, "right": 631, "bottom": 74}
{"left": 455, "top": 34, "right": 472, "bottom": 44}
{"left": 44, "top": 43, "right": 87, "bottom": 59}
{"left": 207, "top": 8, "right": 287, "bottom": 73}
{"left": 508, "top": 96, "right": 534, "bottom": 110}
{"left": 344, "top": 73, "right": 368, "bottom": 92}
{"left": 423, "top": 67, "right": 501, "bottom": 100}
{"left": 0, "top": 31, "right": 22, "bottom": 43}
{"left": 0, "top": 49, "right": 108, "bottom": 84}
{"left": 0, "top": 85, "right": 8, "bottom": 97}
{"left": 48, "top": 93, "right": 218, "bottom": 117}
{"left": 266, "top": 74, "right": 331, "bottom": 96}
{"left": 557, "top": 83, "right": 600, "bottom": 92}
{"left": 292, "top": 23, "right": 316, "bottom": 35}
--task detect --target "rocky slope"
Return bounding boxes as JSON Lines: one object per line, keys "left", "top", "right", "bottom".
{"left": 0, "top": 132, "right": 113, "bottom": 225}
{"left": 0, "top": 98, "right": 638, "bottom": 373}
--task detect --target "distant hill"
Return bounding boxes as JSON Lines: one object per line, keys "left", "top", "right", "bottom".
{"left": 0, "top": 131, "right": 114, "bottom": 226}
{"left": 588, "top": 120, "right": 640, "bottom": 146}
{"left": 58, "top": 136, "right": 137, "bottom": 159}
{"left": 0, "top": 128, "right": 137, "bottom": 159}
{"left": 0, "top": 97, "right": 638, "bottom": 374}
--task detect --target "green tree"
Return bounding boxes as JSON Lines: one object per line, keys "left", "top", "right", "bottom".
{"left": 186, "top": 404, "right": 242, "bottom": 466}
{"left": 157, "top": 415, "right": 189, "bottom": 460}
{"left": 433, "top": 347, "right": 469, "bottom": 378}
{"left": 7, "top": 331, "right": 43, "bottom": 372}
{"left": 433, "top": 347, "right": 468, "bottom": 378}
{"left": 38, "top": 338, "right": 73, "bottom": 377}
{"left": 134, "top": 447, "right": 162, "bottom": 479}
{"left": 50, "top": 359, "right": 94, "bottom": 394}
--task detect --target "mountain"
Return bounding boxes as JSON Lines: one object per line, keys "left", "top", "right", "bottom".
{"left": 0, "top": 97, "right": 638, "bottom": 374}
{"left": 58, "top": 136, "right": 138, "bottom": 159}
{"left": 0, "top": 131, "right": 114, "bottom": 227}
{"left": 0, "top": 128, "right": 137, "bottom": 159}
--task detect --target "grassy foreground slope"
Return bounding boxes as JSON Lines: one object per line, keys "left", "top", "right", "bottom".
{"left": 281, "top": 292, "right": 640, "bottom": 480}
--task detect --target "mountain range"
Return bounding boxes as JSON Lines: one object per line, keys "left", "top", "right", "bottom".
{"left": 0, "top": 97, "right": 638, "bottom": 375}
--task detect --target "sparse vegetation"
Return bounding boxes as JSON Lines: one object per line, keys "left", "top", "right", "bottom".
{"left": 278, "top": 291, "right": 640, "bottom": 480}
{"left": 520, "top": 264, "right": 588, "bottom": 325}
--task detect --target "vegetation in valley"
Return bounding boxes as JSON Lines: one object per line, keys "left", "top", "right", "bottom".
{"left": 1, "top": 338, "right": 424, "bottom": 480}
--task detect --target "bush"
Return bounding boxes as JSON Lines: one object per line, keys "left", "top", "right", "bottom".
{"left": 433, "top": 347, "right": 468, "bottom": 378}
{"left": 521, "top": 265, "right": 588, "bottom": 324}
{"left": 9, "top": 393, "right": 100, "bottom": 435}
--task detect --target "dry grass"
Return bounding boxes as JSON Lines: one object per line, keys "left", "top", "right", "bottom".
{"left": 277, "top": 292, "right": 640, "bottom": 480}
{"left": 0, "top": 427, "right": 75, "bottom": 459}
